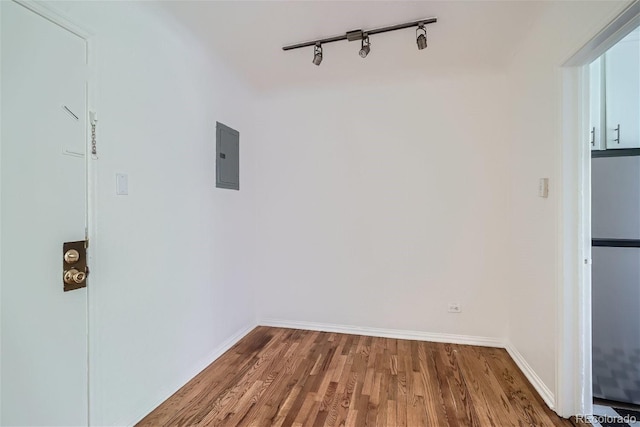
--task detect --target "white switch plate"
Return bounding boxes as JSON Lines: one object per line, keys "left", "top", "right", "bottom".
{"left": 538, "top": 178, "right": 549, "bottom": 198}
{"left": 116, "top": 173, "right": 128, "bottom": 195}
{"left": 447, "top": 303, "right": 461, "bottom": 313}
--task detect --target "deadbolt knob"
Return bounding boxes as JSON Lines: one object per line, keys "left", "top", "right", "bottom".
{"left": 64, "top": 249, "right": 80, "bottom": 264}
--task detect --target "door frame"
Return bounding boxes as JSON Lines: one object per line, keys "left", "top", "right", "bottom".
{"left": 558, "top": 0, "right": 640, "bottom": 418}
{"left": 4, "top": 1, "right": 97, "bottom": 424}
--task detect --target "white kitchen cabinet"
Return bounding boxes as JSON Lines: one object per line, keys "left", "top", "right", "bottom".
{"left": 589, "top": 57, "right": 605, "bottom": 151}
{"left": 604, "top": 28, "right": 640, "bottom": 149}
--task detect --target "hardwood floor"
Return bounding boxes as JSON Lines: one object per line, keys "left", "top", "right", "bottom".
{"left": 138, "top": 327, "right": 575, "bottom": 426}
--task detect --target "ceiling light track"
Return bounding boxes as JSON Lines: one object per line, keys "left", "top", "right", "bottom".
{"left": 282, "top": 17, "right": 437, "bottom": 52}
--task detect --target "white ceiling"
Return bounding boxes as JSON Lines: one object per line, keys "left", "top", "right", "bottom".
{"left": 156, "top": 1, "right": 549, "bottom": 91}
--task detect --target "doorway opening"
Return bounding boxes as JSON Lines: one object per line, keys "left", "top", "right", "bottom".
{"left": 589, "top": 23, "right": 640, "bottom": 407}
{"left": 589, "top": 23, "right": 640, "bottom": 425}
{"left": 560, "top": 0, "right": 640, "bottom": 421}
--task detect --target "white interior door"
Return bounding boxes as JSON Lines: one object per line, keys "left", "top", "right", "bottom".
{"left": 1, "top": 1, "right": 89, "bottom": 425}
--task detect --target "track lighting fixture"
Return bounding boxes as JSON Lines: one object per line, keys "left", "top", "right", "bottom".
{"left": 283, "top": 17, "right": 436, "bottom": 65}
{"left": 416, "top": 25, "right": 428, "bottom": 50}
{"left": 312, "top": 43, "right": 323, "bottom": 66}
{"left": 359, "top": 35, "right": 370, "bottom": 58}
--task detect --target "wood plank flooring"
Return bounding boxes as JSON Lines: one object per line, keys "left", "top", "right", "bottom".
{"left": 138, "top": 327, "right": 575, "bottom": 427}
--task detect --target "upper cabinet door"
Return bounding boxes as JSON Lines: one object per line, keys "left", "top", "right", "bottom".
{"left": 605, "top": 29, "right": 640, "bottom": 149}
{"left": 590, "top": 57, "right": 605, "bottom": 151}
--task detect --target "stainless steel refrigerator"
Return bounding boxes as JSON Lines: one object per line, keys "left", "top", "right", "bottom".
{"left": 592, "top": 154, "right": 640, "bottom": 405}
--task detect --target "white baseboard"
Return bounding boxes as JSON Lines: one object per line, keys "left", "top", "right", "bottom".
{"left": 126, "top": 322, "right": 256, "bottom": 426}
{"left": 505, "top": 341, "right": 555, "bottom": 410}
{"left": 259, "top": 318, "right": 504, "bottom": 348}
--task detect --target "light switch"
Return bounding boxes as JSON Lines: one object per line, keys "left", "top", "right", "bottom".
{"left": 116, "top": 173, "right": 128, "bottom": 195}
{"left": 538, "top": 178, "right": 549, "bottom": 198}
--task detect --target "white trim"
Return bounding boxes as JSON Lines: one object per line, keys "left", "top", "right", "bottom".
{"left": 557, "top": 64, "right": 593, "bottom": 419}
{"left": 564, "top": 1, "right": 640, "bottom": 67}
{"left": 506, "top": 342, "right": 556, "bottom": 410}
{"left": 125, "top": 323, "right": 256, "bottom": 427}
{"left": 259, "top": 318, "right": 504, "bottom": 348}
{"left": 85, "top": 31, "right": 99, "bottom": 427}
{"left": 12, "top": 0, "right": 93, "bottom": 39}
{"left": 0, "top": 3, "right": 3, "bottom": 421}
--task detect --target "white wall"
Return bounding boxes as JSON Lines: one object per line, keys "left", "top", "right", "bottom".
{"left": 253, "top": 73, "right": 511, "bottom": 341}
{"left": 506, "top": 0, "right": 631, "bottom": 407}
{"left": 51, "top": 2, "right": 257, "bottom": 425}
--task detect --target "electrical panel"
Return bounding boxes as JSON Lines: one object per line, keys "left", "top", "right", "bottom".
{"left": 216, "top": 122, "right": 239, "bottom": 190}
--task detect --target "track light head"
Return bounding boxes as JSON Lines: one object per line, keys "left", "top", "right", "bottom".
{"left": 359, "top": 36, "right": 370, "bottom": 58}
{"left": 416, "top": 25, "right": 428, "bottom": 50}
{"left": 312, "top": 43, "right": 323, "bottom": 66}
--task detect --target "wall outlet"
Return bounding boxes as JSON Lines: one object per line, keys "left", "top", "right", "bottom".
{"left": 448, "top": 303, "right": 461, "bottom": 313}
{"left": 538, "top": 178, "right": 549, "bottom": 198}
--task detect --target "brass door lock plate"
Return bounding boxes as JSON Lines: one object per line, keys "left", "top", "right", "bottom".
{"left": 63, "top": 240, "right": 88, "bottom": 292}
